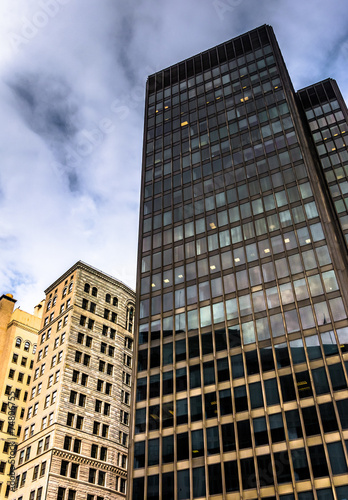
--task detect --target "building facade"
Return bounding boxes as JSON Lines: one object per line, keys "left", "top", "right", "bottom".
{"left": 129, "top": 25, "right": 348, "bottom": 500}
{"left": 0, "top": 294, "right": 43, "bottom": 499}
{"left": 10, "top": 262, "right": 135, "bottom": 500}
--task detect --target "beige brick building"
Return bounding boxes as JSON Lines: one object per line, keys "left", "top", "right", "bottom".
{"left": 0, "top": 294, "right": 43, "bottom": 499}
{"left": 10, "top": 262, "right": 135, "bottom": 500}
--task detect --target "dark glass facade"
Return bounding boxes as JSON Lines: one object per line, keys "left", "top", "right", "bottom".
{"left": 130, "top": 25, "right": 348, "bottom": 499}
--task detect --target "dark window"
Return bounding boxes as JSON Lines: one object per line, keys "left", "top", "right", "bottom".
{"left": 238, "top": 419, "right": 252, "bottom": 449}
{"left": 254, "top": 416, "right": 268, "bottom": 446}
{"left": 327, "top": 441, "right": 348, "bottom": 475}
{"left": 177, "top": 432, "right": 189, "bottom": 461}
{"left": 224, "top": 460, "right": 239, "bottom": 492}
{"left": 291, "top": 448, "right": 310, "bottom": 480}
{"left": 309, "top": 445, "right": 329, "bottom": 477}
{"left": 302, "top": 406, "right": 320, "bottom": 436}
{"left": 319, "top": 402, "right": 338, "bottom": 432}
{"left": 206, "top": 426, "right": 220, "bottom": 455}
{"left": 269, "top": 413, "right": 285, "bottom": 442}
{"left": 274, "top": 451, "right": 292, "bottom": 483}
{"left": 258, "top": 454, "right": 274, "bottom": 486}
{"left": 208, "top": 463, "right": 222, "bottom": 495}
{"left": 162, "top": 435, "right": 174, "bottom": 464}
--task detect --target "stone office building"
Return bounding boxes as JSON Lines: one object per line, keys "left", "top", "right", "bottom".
{"left": 129, "top": 25, "right": 348, "bottom": 500}
{"left": 11, "top": 261, "right": 135, "bottom": 500}
{"left": 0, "top": 294, "right": 43, "bottom": 499}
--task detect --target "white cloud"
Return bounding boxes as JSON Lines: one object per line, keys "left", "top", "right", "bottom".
{"left": 0, "top": 0, "right": 347, "bottom": 311}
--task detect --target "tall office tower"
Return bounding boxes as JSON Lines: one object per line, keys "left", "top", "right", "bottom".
{"left": 11, "top": 262, "right": 135, "bottom": 500}
{"left": 0, "top": 295, "right": 43, "bottom": 499}
{"left": 130, "top": 25, "right": 348, "bottom": 500}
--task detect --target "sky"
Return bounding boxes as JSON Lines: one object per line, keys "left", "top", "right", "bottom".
{"left": 0, "top": 0, "right": 347, "bottom": 312}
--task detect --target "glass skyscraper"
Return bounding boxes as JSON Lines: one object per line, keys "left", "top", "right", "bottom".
{"left": 130, "top": 25, "right": 348, "bottom": 500}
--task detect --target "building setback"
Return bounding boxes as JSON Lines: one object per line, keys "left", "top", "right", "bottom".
{"left": 129, "top": 25, "right": 348, "bottom": 500}
{"left": 0, "top": 295, "right": 43, "bottom": 499}
{"left": 10, "top": 261, "right": 135, "bottom": 500}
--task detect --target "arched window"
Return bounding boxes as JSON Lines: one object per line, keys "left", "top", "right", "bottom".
{"left": 105, "top": 294, "right": 111, "bottom": 304}
{"left": 24, "top": 341, "right": 30, "bottom": 352}
{"left": 62, "top": 287, "right": 67, "bottom": 298}
{"left": 92, "top": 287, "right": 98, "bottom": 297}
{"left": 84, "top": 283, "right": 90, "bottom": 293}
{"left": 113, "top": 297, "right": 118, "bottom": 307}
{"left": 52, "top": 296, "right": 57, "bottom": 306}
{"left": 68, "top": 283, "right": 73, "bottom": 293}
{"left": 33, "top": 344, "right": 37, "bottom": 354}
{"left": 46, "top": 301, "right": 52, "bottom": 311}
{"left": 15, "top": 338, "right": 22, "bottom": 348}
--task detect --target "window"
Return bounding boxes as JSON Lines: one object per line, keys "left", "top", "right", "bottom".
{"left": 123, "top": 372, "right": 131, "bottom": 386}
{"left": 64, "top": 436, "right": 72, "bottom": 450}
{"left": 12, "top": 353, "right": 18, "bottom": 363}
{"left": 111, "top": 312, "right": 117, "bottom": 323}
{"left": 73, "top": 439, "right": 81, "bottom": 453}
{"left": 70, "top": 463, "right": 79, "bottom": 479}
{"left": 125, "top": 337, "right": 133, "bottom": 350}
{"left": 86, "top": 336, "right": 92, "bottom": 347}
{"left": 41, "top": 417, "right": 47, "bottom": 430}
{"left": 40, "top": 461, "right": 46, "bottom": 477}
{"left": 99, "top": 361, "right": 105, "bottom": 372}
{"left": 105, "top": 294, "right": 111, "bottom": 303}
{"left": 48, "top": 375, "right": 53, "bottom": 388}
{"left": 89, "top": 468, "right": 96, "bottom": 483}
{"left": 33, "top": 403, "right": 38, "bottom": 416}
{"left": 37, "top": 382, "right": 42, "bottom": 394}
{"left": 77, "top": 333, "right": 84, "bottom": 344}
{"left": 84, "top": 283, "right": 90, "bottom": 293}
{"left": 49, "top": 413, "right": 54, "bottom": 426}
{"left": 54, "top": 338, "right": 59, "bottom": 349}
{"left": 25, "top": 446, "right": 31, "bottom": 461}
{"left": 107, "top": 364, "right": 113, "bottom": 376}
{"left": 55, "top": 370, "right": 60, "bottom": 383}
{"left": 95, "top": 400, "right": 102, "bottom": 413}
{"left": 45, "top": 395, "right": 50, "bottom": 408}
{"left": 92, "top": 287, "right": 97, "bottom": 297}
{"left": 51, "top": 355, "right": 57, "bottom": 368}
{"left": 57, "top": 320, "right": 62, "bottom": 331}
{"left": 58, "top": 351, "right": 63, "bottom": 363}
{"left": 32, "top": 465, "right": 39, "bottom": 481}
{"left": 18, "top": 372, "right": 24, "bottom": 382}
{"left": 61, "top": 333, "right": 65, "bottom": 344}
{"left": 60, "top": 460, "right": 69, "bottom": 476}
{"left": 30, "top": 424, "right": 35, "bottom": 436}
{"left": 91, "top": 444, "right": 98, "bottom": 458}
{"left": 100, "top": 447, "right": 107, "bottom": 461}
{"left": 52, "top": 391, "right": 57, "bottom": 404}
{"left": 57, "top": 487, "right": 66, "bottom": 500}
{"left": 113, "top": 297, "right": 118, "bottom": 306}
{"left": 83, "top": 354, "right": 90, "bottom": 366}
{"left": 90, "top": 302, "right": 96, "bottom": 313}
{"left": 21, "top": 357, "right": 27, "bottom": 367}
{"left": 37, "top": 439, "right": 43, "bottom": 455}
{"left": 62, "top": 287, "right": 67, "bottom": 297}
{"left": 105, "top": 383, "right": 112, "bottom": 395}
{"left": 44, "top": 436, "right": 50, "bottom": 450}
{"left": 20, "top": 471, "right": 27, "bottom": 486}
{"left": 108, "top": 346, "right": 114, "bottom": 357}
{"left": 124, "top": 354, "right": 132, "bottom": 367}
{"left": 40, "top": 363, "right": 45, "bottom": 376}
{"left": 101, "top": 342, "right": 107, "bottom": 354}
{"left": 102, "top": 425, "right": 109, "bottom": 438}
{"left": 93, "top": 421, "right": 100, "bottom": 435}
{"left": 8, "top": 369, "right": 15, "bottom": 379}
